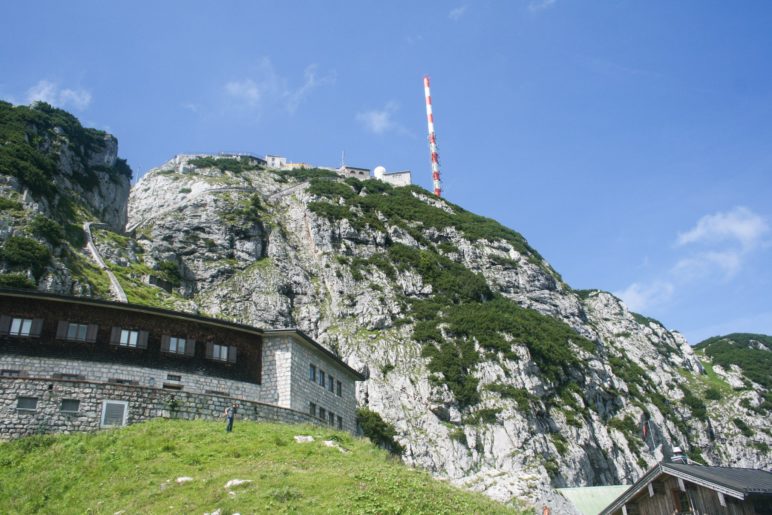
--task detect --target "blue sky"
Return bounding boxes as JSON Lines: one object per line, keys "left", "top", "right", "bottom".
{"left": 2, "top": 1, "right": 771, "bottom": 343}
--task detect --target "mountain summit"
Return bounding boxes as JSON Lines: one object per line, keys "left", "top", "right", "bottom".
{"left": 1, "top": 104, "right": 769, "bottom": 508}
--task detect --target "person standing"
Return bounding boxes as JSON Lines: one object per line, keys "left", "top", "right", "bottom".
{"left": 224, "top": 403, "right": 238, "bottom": 432}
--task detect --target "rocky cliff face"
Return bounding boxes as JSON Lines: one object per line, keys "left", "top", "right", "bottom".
{"left": 120, "top": 155, "right": 772, "bottom": 507}
{"left": 2, "top": 111, "right": 770, "bottom": 509}
{"left": 0, "top": 102, "right": 131, "bottom": 294}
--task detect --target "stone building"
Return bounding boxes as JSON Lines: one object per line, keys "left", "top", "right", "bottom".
{"left": 0, "top": 289, "right": 365, "bottom": 439}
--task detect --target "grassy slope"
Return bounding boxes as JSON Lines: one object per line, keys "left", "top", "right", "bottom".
{"left": 0, "top": 419, "right": 520, "bottom": 514}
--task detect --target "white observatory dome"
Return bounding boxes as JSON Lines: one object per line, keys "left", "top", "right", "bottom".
{"left": 374, "top": 165, "right": 386, "bottom": 179}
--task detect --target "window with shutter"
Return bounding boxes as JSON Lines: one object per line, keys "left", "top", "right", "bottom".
{"left": 6, "top": 317, "right": 42, "bottom": 337}
{"left": 65, "top": 322, "right": 90, "bottom": 342}
{"left": 101, "top": 400, "right": 128, "bottom": 426}
{"left": 210, "top": 343, "right": 231, "bottom": 362}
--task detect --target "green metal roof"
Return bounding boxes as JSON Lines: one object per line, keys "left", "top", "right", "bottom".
{"left": 558, "top": 485, "right": 631, "bottom": 515}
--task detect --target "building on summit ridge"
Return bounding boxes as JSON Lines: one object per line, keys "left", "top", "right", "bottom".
{"left": 0, "top": 289, "right": 365, "bottom": 439}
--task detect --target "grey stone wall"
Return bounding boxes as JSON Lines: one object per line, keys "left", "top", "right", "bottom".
{"left": 0, "top": 376, "right": 322, "bottom": 440}
{"left": 272, "top": 336, "right": 359, "bottom": 433}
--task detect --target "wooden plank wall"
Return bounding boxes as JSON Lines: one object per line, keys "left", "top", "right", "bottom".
{"left": 615, "top": 476, "right": 758, "bottom": 515}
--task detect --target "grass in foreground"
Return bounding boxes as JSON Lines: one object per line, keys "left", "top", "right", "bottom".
{"left": 0, "top": 419, "right": 522, "bottom": 514}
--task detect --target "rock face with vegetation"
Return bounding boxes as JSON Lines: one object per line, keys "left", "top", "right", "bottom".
{"left": 1, "top": 107, "right": 770, "bottom": 508}
{"left": 0, "top": 102, "right": 131, "bottom": 295}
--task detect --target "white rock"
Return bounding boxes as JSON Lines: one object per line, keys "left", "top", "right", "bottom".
{"left": 224, "top": 479, "right": 252, "bottom": 489}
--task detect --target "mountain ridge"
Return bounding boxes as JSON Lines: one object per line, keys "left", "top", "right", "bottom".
{"left": 1, "top": 104, "right": 770, "bottom": 509}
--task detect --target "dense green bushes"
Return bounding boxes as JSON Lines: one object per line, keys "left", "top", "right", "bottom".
{"left": 306, "top": 177, "right": 551, "bottom": 275}
{"left": 345, "top": 241, "right": 593, "bottom": 409}
{"left": 356, "top": 407, "right": 405, "bottom": 455}
{"left": 0, "top": 236, "right": 50, "bottom": 277}
{"left": 189, "top": 156, "right": 262, "bottom": 173}
{"left": 0, "top": 198, "right": 23, "bottom": 211}
{"left": 0, "top": 101, "right": 128, "bottom": 197}
{"left": 30, "top": 215, "right": 64, "bottom": 246}
{"left": 0, "top": 273, "right": 36, "bottom": 289}
{"left": 732, "top": 417, "right": 754, "bottom": 437}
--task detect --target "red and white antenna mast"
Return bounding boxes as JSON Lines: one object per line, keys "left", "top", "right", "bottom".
{"left": 423, "top": 75, "right": 442, "bottom": 197}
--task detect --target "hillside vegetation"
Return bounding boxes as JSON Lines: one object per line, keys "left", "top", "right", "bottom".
{"left": 0, "top": 419, "right": 521, "bottom": 514}
{"left": 696, "top": 333, "right": 772, "bottom": 412}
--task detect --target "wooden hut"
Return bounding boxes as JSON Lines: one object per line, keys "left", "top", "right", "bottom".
{"left": 601, "top": 462, "right": 772, "bottom": 515}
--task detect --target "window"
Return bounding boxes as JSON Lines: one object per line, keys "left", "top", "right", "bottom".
{"left": 108, "top": 378, "right": 138, "bottom": 386}
{"left": 169, "top": 337, "right": 186, "bottom": 354}
{"left": 328, "top": 374, "right": 334, "bottom": 392}
{"left": 337, "top": 415, "right": 343, "bottom": 429}
{"left": 57, "top": 321, "right": 97, "bottom": 343}
{"left": 328, "top": 411, "right": 335, "bottom": 426}
{"left": 163, "top": 383, "right": 183, "bottom": 390}
{"left": 205, "top": 390, "right": 230, "bottom": 397}
{"left": 110, "top": 327, "right": 148, "bottom": 349}
{"left": 309, "top": 402, "right": 317, "bottom": 417}
{"left": 309, "top": 364, "right": 317, "bottom": 382}
{"left": 120, "top": 329, "right": 139, "bottom": 347}
{"left": 206, "top": 342, "right": 236, "bottom": 363}
{"left": 10, "top": 318, "right": 32, "bottom": 336}
{"left": 319, "top": 370, "right": 326, "bottom": 387}
{"left": 336, "top": 380, "right": 342, "bottom": 397}
{"left": 162, "top": 335, "right": 195, "bottom": 356}
{"left": 1, "top": 316, "right": 42, "bottom": 337}
{"left": 17, "top": 397, "right": 37, "bottom": 411}
{"left": 67, "top": 323, "right": 88, "bottom": 341}
{"left": 319, "top": 407, "right": 326, "bottom": 421}
{"left": 53, "top": 373, "right": 85, "bottom": 381}
{"left": 213, "top": 344, "right": 228, "bottom": 361}
{"left": 167, "top": 374, "right": 182, "bottom": 382}
{"left": 101, "top": 400, "right": 128, "bottom": 427}
{"left": 60, "top": 399, "right": 80, "bottom": 412}
{"left": 1, "top": 370, "right": 22, "bottom": 377}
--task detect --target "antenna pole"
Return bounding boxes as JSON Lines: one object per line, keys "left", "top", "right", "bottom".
{"left": 423, "top": 76, "right": 442, "bottom": 197}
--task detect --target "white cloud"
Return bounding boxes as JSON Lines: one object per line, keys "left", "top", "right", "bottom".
{"left": 449, "top": 6, "right": 467, "bottom": 20}
{"left": 285, "top": 65, "right": 336, "bottom": 114}
{"left": 614, "top": 281, "right": 674, "bottom": 312}
{"left": 672, "top": 207, "right": 768, "bottom": 280}
{"left": 617, "top": 207, "right": 768, "bottom": 315}
{"left": 223, "top": 58, "right": 334, "bottom": 115}
{"left": 677, "top": 206, "right": 768, "bottom": 249}
{"left": 672, "top": 250, "right": 743, "bottom": 281}
{"left": 528, "top": 0, "right": 556, "bottom": 12}
{"left": 225, "top": 79, "right": 262, "bottom": 107}
{"left": 356, "top": 102, "right": 401, "bottom": 134}
{"left": 26, "top": 80, "right": 92, "bottom": 111}
{"left": 58, "top": 88, "right": 92, "bottom": 110}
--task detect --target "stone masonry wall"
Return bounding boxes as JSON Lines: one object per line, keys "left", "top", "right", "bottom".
{"left": 0, "top": 376, "right": 322, "bottom": 440}
{"left": 283, "top": 337, "right": 359, "bottom": 433}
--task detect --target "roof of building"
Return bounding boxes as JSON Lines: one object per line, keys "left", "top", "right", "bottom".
{"left": 558, "top": 485, "right": 630, "bottom": 515}
{"left": 601, "top": 462, "right": 772, "bottom": 514}
{"left": 0, "top": 288, "right": 366, "bottom": 380}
